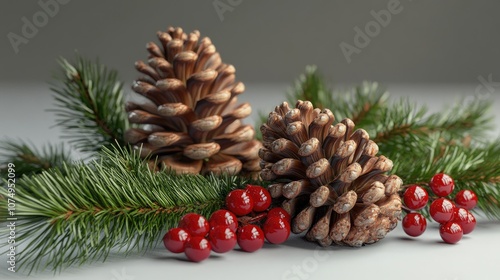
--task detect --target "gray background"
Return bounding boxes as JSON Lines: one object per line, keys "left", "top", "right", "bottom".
{"left": 1, "top": 0, "right": 500, "bottom": 85}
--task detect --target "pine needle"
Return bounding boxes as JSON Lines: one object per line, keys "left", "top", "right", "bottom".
{"left": 0, "top": 140, "right": 71, "bottom": 179}
{"left": 0, "top": 145, "right": 246, "bottom": 273}
{"left": 49, "top": 55, "right": 128, "bottom": 154}
{"left": 390, "top": 134, "right": 500, "bottom": 219}
{"left": 2, "top": 60, "right": 499, "bottom": 275}
{"left": 285, "top": 66, "right": 500, "bottom": 218}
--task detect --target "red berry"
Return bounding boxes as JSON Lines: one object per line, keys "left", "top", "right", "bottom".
{"left": 429, "top": 173, "right": 455, "bottom": 197}
{"left": 163, "top": 228, "right": 190, "bottom": 253}
{"left": 209, "top": 210, "right": 238, "bottom": 232}
{"left": 226, "top": 189, "right": 254, "bottom": 216}
{"left": 237, "top": 224, "right": 265, "bottom": 252}
{"left": 184, "top": 236, "right": 211, "bottom": 262}
{"left": 245, "top": 185, "right": 272, "bottom": 212}
{"left": 267, "top": 207, "right": 291, "bottom": 222}
{"left": 402, "top": 213, "right": 427, "bottom": 237}
{"left": 179, "top": 213, "right": 210, "bottom": 237}
{"left": 454, "top": 190, "right": 478, "bottom": 210}
{"left": 403, "top": 185, "right": 429, "bottom": 210}
{"left": 209, "top": 226, "right": 237, "bottom": 253}
{"left": 453, "top": 208, "right": 476, "bottom": 234}
{"left": 430, "top": 198, "right": 456, "bottom": 223}
{"left": 439, "top": 221, "right": 463, "bottom": 244}
{"left": 263, "top": 216, "right": 291, "bottom": 244}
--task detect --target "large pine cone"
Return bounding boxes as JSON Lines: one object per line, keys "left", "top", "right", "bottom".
{"left": 125, "top": 27, "right": 261, "bottom": 176}
{"left": 260, "top": 101, "right": 402, "bottom": 247}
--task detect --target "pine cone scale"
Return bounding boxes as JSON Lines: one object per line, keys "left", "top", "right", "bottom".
{"left": 125, "top": 27, "right": 261, "bottom": 176}
{"left": 260, "top": 101, "right": 402, "bottom": 247}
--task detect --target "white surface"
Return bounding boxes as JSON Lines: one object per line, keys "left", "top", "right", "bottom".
{"left": 0, "top": 84, "right": 499, "bottom": 280}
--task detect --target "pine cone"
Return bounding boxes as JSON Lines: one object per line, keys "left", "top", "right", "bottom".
{"left": 125, "top": 27, "right": 261, "bottom": 176}
{"left": 260, "top": 100, "right": 402, "bottom": 247}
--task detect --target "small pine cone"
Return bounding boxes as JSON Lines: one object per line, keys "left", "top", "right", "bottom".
{"left": 125, "top": 27, "right": 261, "bottom": 176}
{"left": 260, "top": 100, "right": 403, "bottom": 247}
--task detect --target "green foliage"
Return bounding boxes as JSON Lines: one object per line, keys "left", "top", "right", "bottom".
{"left": 390, "top": 134, "right": 500, "bottom": 219}
{"left": 1, "top": 55, "right": 128, "bottom": 176}
{"left": 0, "top": 140, "right": 71, "bottom": 179}
{"left": 0, "top": 145, "right": 245, "bottom": 273}
{"left": 286, "top": 66, "right": 500, "bottom": 218}
{"left": 2, "top": 58, "right": 499, "bottom": 274}
{"left": 50, "top": 56, "right": 129, "bottom": 154}
{"left": 286, "top": 65, "right": 334, "bottom": 110}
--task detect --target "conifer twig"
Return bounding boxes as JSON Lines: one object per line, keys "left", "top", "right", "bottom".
{"left": 49, "top": 56, "right": 128, "bottom": 154}
{"left": 285, "top": 66, "right": 500, "bottom": 218}
{"left": 390, "top": 134, "right": 500, "bottom": 218}
{"left": 0, "top": 140, "right": 71, "bottom": 179}
{"left": 0, "top": 145, "right": 246, "bottom": 273}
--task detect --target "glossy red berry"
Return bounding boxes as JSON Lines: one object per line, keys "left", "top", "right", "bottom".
{"left": 237, "top": 224, "right": 265, "bottom": 252}
{"left": 402, "top": 213, "right": 427, "bottom": 237}
{"left": 209, "top": 226, "right": 237, "bottom": 253}
{"left": 226, "top": 189, "right": 254, "bottom": 216}
{"left": 245, "top": 185, "right": 272, "bottom": 212}
{"left": 179, "top": 213, "right": 210, "bottom": 237}
{"left": 209, "top": 210, "right": 238, "bottom": 232}
{"left": 430, "top": 198, "right": 456, "bottom": 224}
{"left": 429, "top": 173, "right": 455, "bottom": 197}
{"left": 453, "top": 208, "right": 476, "bottom": 234}
{"left": 267, "top": 207, "right": 291, "bottom": 222}
{"left": 263, "top": 216, "right": 291, "bottom": 244}
{"left": 403, "top": 185, "right": 429, "bottom": 210}
{"left": 184, "top": 236, "right": 211, "bottom": 262}
{"left": 454, "top": 190, "right": 478, "bottom": 210}
{"left": 439, "top": 221, "right": 463, "bottom": 244}
{"left": 163, "top": 228, "right": 190, "bottom": 253}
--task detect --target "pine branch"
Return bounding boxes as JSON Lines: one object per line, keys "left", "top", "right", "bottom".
{"left": 286, "top": 66, "right": 388, "bottom": 128}
{"left": 49, "top": 56, "right": 128, "bottom": 154}
{"left": 286, "top": 66, "right": 492, "bottom": 145}
{"left": 391, "top": 135, "right": 500, "bottom": 218}
{"left": 0, "top": 140, "right": 71, "bottom": 179}
{"left": 284, "top": 66, "right": 500, "bottom": 218}
{"left": 425, "top": 99, "right": 493, "bottom": 141}
{"left": 286, "top": 65, "right": 333, "bottom": 110}
{"left": 327, "top": 82, "right": 388, "bottom": 128}
{"left": 372, "top": 98, "right": 492, "bottom": 146}
{"left": 0, "top": 145, "right": 247, "bottom": 273}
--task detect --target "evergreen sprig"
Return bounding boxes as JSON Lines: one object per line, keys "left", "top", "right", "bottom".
{"left": 390, "top": 134, "right": 500, "bottom": 218}
{"left": 50, "top": 56, "right": 129, "bottom": 154}
{"left": 286, "top": 66, "right": 500, "bottom": 218}
{"left": 288, "top": 67, "right": 492, "bottom": 145}
{"left": 2, "top": 58, "right": 499, "bottom": 274}
{"left": 0, "top": 140, "right": 71, "bottom": 180}
{"left": 0, "top": 145, "right": 245, "bottom": 273}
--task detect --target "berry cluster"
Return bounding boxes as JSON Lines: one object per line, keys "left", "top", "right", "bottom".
{"left": 402, "top": 173, "right": 478, "bottom": 244}
{"left": 163, "top": 185, "right": 291, "bottom": 262}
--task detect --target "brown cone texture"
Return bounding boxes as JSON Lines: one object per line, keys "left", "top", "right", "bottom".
{"left": 260, "top": 101, "right": 402, "bottom": 247}
{"left": 125, "top": 27, "right": 261, "bottom": 176}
